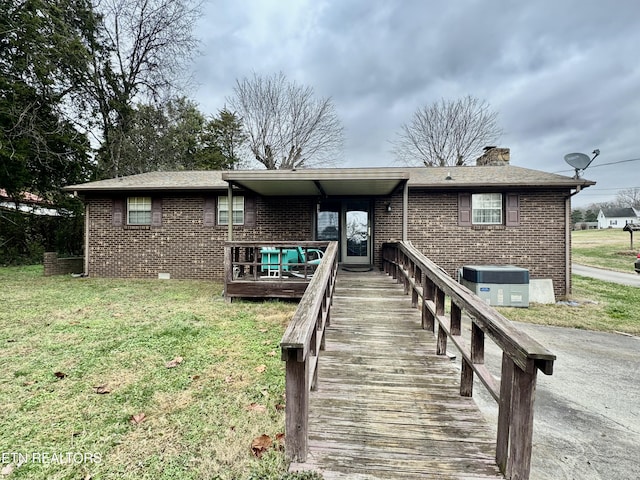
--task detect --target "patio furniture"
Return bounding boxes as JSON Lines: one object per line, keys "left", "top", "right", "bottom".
{"left": 260, "top": 247, "right": 324, "bottom": 277}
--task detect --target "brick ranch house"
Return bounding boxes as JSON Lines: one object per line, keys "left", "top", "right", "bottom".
{"left": 64, "top": 151, "right": 594, "bottom": 299}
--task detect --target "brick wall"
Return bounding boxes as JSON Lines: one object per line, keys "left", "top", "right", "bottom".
{"left": 373, "top": 189, "right": 569, "bottom": 298}
{"left": 43, "top": 252, "right": 84, "bottom": 276}
{"left": 86, "top": 194, "right": 315, "bottom": 280}
{"left": 86, "top": 189, "right": 569, "bottom": 297}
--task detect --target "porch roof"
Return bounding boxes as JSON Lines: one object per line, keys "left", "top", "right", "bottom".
{"left": 222, "top": 169, "right": 409, "bottom": 196}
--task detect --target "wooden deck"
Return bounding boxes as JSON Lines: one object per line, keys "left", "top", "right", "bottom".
{"left": 290, "top": 269, "right": 504, "bottom": 479}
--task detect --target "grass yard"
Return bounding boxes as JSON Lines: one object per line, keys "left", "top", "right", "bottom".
{"left": 0, "top": 266, "right": 322, "bottom": 480}
{"left": 498, "top": 275, "right": 640, "bottom": 335}
{"left": 2, "top": 236, "right": 639, "bottom": 479}
{"left": 572, "top": 228, "right": 637, "bottom": 273}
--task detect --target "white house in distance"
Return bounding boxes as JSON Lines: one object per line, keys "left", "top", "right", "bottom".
{"left": 597, "top": 207, "right": 640, "bottom": 229}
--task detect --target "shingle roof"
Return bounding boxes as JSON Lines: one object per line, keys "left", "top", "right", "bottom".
{"left": 64, "top": 170, "right": 228, "bottom": 192}
{"left": 64, "top": 165, "right": 594, "bottom": 193}
{"left": 404, "top": 165, "right": 593, "bottom": 188}
{"left": 601, "top": 207, "right": 639, "bottom": 218}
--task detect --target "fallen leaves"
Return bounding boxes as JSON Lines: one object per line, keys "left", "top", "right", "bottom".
{"left": 1, "top": 464, "right": 15, "bottom": 475}
{"left": 254, "top": 364, "right": 267, "bottom": 374}
{"left": 93, "top": 384, "right": 111, "bottom": 395}
{"left": 129, "top": 412, "right": 146, "bottom": 425}
{"left": 165, "top": 356, "right": 184, "bottom": 369}
{"left": 250, "top": 434, "right": 272, "bottom": 458}
{"left": 245, "top": 403, "right": 267, "bottom": 414}
{"left": 250, "top": 433, "right": 285, "bottom": 458}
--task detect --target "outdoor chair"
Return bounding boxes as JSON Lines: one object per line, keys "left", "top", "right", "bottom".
{"left": 260, "top": 246, "right": 324, "bottom": 278}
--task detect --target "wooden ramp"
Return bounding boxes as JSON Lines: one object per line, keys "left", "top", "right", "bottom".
{"left": 290, "top": 269, "right": 504, "bottom": 480}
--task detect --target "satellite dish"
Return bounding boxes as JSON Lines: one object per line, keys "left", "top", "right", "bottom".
{"left": 563, "top": 149, "right": 600, "bottom": 178}
{"left": 564, "top": 153, "right": 591, "bottom": 170}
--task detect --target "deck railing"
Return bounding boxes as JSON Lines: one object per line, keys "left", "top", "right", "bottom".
{"left": 224, "top": 241, "right": 330, "bottom": 300}
{"left": 382, "top": 241, "right": 555, "bottom": 480}
{"left": 279, "top": 241, "right": 339, "bottom": 462}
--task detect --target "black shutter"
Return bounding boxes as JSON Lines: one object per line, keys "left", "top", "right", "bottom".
{"left": 112, "top": 198, "right": 124, "bottom": 226}
{"left": 244, "top": 196, "right": 256, "bottom": 227}
{"left": 458, "top": 193, "right": 472, "bottom": 226}
{"left": 505, "top": 193, "right": 520, "bottom": 226}
{"left": 204, "top": 197, "right": 216, "bottom": 226}
{"left": 151, "top": 198, "right": 162, "bottom": 226}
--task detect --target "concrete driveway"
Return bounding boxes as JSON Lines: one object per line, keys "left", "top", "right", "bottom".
{"left": 573, "top": 263, "right": 640, "bottom": 287}
{"left": 470, "top": 322, "right": 640, "bottom": 480}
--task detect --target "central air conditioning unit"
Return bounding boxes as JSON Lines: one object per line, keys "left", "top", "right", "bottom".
{"left": 460, "top": 265, "right": 529, "bottom": 308}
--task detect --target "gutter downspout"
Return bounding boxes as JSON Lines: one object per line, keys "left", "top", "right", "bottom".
{"left": 565, "top": 185, "right": 583, "bottom": 297}
{"left": 402, "top": 181, "right": 408, "bottom": 241}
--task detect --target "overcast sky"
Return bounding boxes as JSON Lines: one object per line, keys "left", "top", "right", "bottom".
{"left": 191, "top": 0, "right": 640, "bottom": 208}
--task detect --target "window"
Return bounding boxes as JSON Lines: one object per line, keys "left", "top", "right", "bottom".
{"left": 472, "top": 193, "right": 503, "bottom": 225}
{"left": 459, "top": 193, "right": 519, "bottom": 227}
{"left": 127, "top": 197, "right": 152, "bottom": 225}
{"left": 218, "top": 196, "right": 244, "bottom": 225}
{"left": 317, "top": 201, "right": 340, "bottom": 240}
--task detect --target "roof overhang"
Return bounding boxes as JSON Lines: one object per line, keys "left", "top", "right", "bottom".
{"left": 222, "top": 169, "right": 409, "bottom": 196}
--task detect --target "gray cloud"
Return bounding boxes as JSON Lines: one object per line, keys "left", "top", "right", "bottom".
{"left": 193, "top": 0, "right": 640, "bottom": 207}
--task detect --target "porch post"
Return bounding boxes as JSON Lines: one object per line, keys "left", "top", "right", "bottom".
{"left": 402, "top": 180, "right": 408, "bottom": 241}
{"left": 227, "top": 184, "right": 233, "bottom": 241}
{"left": 84, "top": 202, "right": 90, "bottom": 276}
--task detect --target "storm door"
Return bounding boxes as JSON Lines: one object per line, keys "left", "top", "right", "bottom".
{"left": 342, "top": 199, "right": 371, "bottom": 265}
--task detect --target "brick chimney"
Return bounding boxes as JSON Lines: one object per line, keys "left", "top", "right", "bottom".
{"left": 476, "top": 146, "right": 510, "bottom": 166}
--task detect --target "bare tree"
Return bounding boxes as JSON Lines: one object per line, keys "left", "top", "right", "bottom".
{"left": 615, "top": 187, "right": 640, "bottom": 209}
{"left": 228, "top": 72, "right": 343, "bottom": 169}
{"left": 392, "top": 95, "right": 502, "bottom": 167}
{"left": 81, "top": 0, "right": 202, "bottom": 178}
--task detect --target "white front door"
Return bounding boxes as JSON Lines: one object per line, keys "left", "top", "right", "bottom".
{"left": 342, "top": 200, "right": 371, "bottom": 265}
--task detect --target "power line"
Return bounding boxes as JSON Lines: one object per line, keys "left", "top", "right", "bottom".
{"left": 579, "top": 186, "right": 640, "bottom": 192}
{"left": 589, "top": 157, "right": 640, "bottom": 169}
{"left": 578, "top": 192, "right": 637, "bottom": 196}
{"left": 553, "top": 157, "right": 640, "bottom": 174}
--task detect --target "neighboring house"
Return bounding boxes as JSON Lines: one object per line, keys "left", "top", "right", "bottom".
{"left": 597, "top": 207, "right": 640, "bottom": 229}
{"left": 0, "top": 189, "right": 61, "bottom": 217}
{"left": 64, "top": 151, "right": 595, "bottom": 298}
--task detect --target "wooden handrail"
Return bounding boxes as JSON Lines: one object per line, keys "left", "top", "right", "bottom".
{"left": 280, "top": 241, "right": 339, "bottom": 462}
{"left": 382, "top": 241, "right": 555, "bottom": 480}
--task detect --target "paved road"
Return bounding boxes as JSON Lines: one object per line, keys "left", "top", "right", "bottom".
{"left": 573, "top": 263, "right": 640, "bottom": 287}
{"left": 468, "top": 322, "right": 640, "bottom": 480}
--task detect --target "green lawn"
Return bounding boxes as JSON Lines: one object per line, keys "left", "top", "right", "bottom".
{"left": 499, "top": 274, "right": 640, "bottom": 335}
{"left": 1, "top": 246, "right": 638, "bottom": 479}
{"left": 572, "top": 228, "right": 637, "bottom": 273}
{"left": 0, "top": 266, "right": 321, "bottom": 480}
